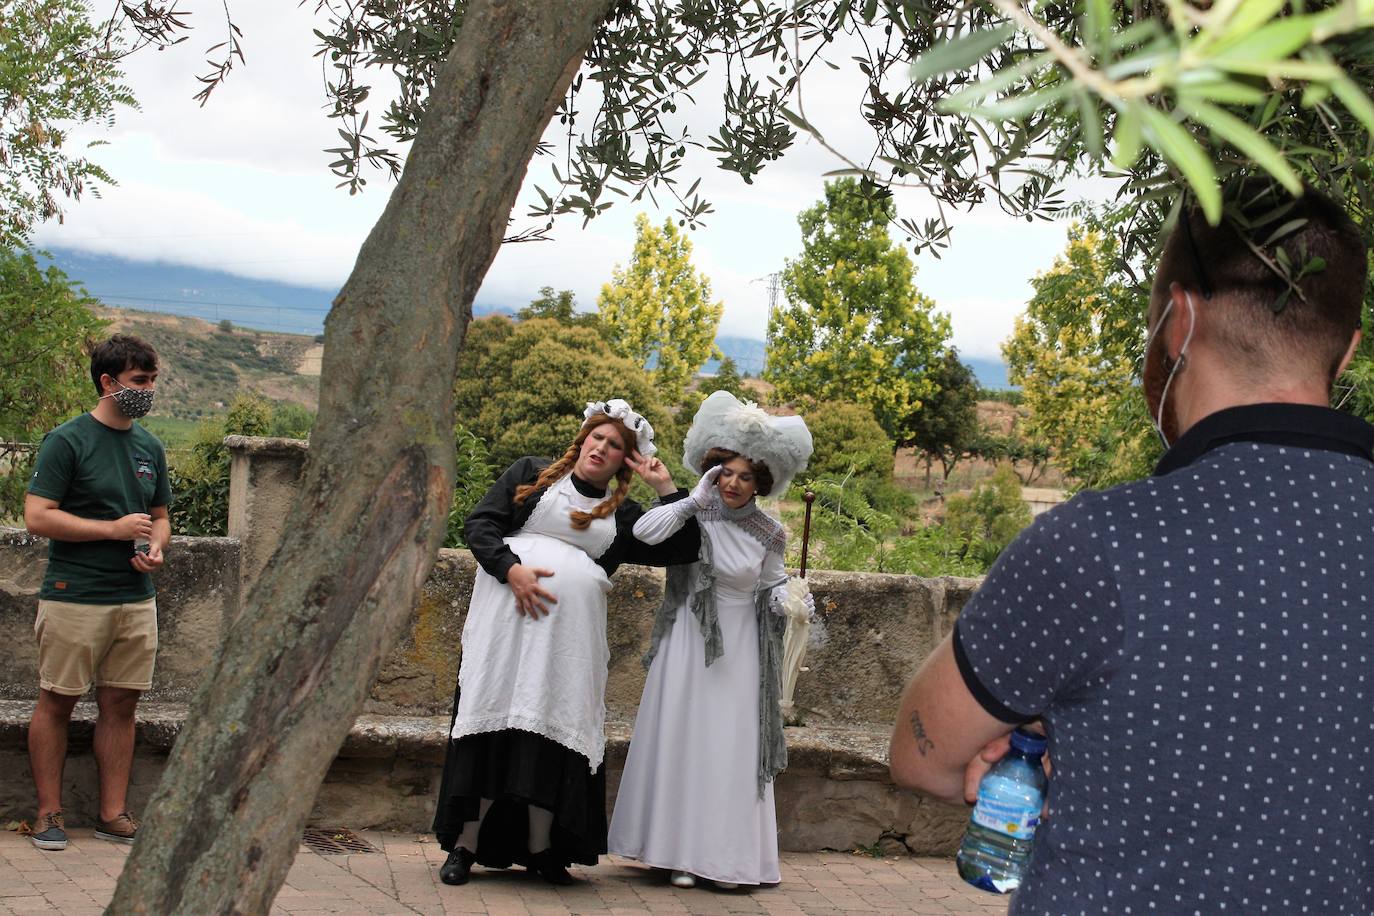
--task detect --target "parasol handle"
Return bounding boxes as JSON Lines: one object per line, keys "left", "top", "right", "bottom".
{"left": 799, "top": 490, "right": 815, "bottom": 578}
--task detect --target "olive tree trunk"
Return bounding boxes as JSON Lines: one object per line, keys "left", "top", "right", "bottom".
{"left": 108, "top": 2, "right": 616, "bottom": 911}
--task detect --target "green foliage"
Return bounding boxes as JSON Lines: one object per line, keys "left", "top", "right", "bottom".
{"left": 1338, "top": 309, "right": 1374, "bottom": 424}
{"left": 269, "top": 403, "right": 315, "bottom": 440}
{"left": 944, "top": 466, "right": 1033, "bottom": 568}
{"left": 168, "top": 393, "right": 292, "bottom": 537}
{"left": 969, "top": 430, "right": 1053, "bottom": 488}
{"left": 1, "top": 1, "right": 138, "bottom": 244}
{"left": 1003, "top": 217, "right": 1161, "bottom": 490}
{"left": 798, "top": 401, "right": 893, "bottom": 485}
{"left": 765, "top": 179, "right": 951, "bottom": 443}
{"left": 0, "top": 249, "right": 108, "bottom": 441}
{"left": 453, "top": 316, "right": 680, "bottom": 476}
{"left": 518, "top": 287, "right": 602, "bottom": 331}
{"left": 0, "top": 248, "right": 109, "bottom": 520}
{"left": 905, "top": 348, "right": 980, "bottom": 480}
{"left": 697, "top": 356, "right": 745, "bottom": 400}
{"left": 598, "top": 214, "right": 723, "bottom": 406}
{"left": 444, "top": 424, "right": 494, "bottom": 549}
{"left": 786, "top": 480, "right": 983, "bottom": 578}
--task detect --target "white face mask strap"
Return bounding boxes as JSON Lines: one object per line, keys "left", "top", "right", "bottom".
{"left": 1151, "top": 292, "right": 1198, "bottom": 449}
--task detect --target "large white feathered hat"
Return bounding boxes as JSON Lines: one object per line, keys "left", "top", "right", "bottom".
{"left": 682, "top": 391, "right": 813, "bottom": 496}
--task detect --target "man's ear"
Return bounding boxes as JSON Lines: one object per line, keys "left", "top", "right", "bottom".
{"left": 1165, "top": 282, "right": 1199, "bottom": 359}
{"left": 1336, "top": 328, "right": 1362, "bottom": 379}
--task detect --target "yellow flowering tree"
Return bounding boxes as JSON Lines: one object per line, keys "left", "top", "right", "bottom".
{"left": 598, "top": 213, "right": 723, "bottom": 406}
{"left": 1003, "top": 218, "right": 1159, "bottom": 489}
{"left": 765, "top": 178, "right": 951, "bottom": 444}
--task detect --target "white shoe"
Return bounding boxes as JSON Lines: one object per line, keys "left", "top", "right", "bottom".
{"left": 714, "top": 880, "right": 739, "bottom": 890}
{"left": 670, "top": 871, "right": 696, "bottom": 888}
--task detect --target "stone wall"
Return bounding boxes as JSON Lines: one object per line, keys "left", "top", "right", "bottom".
{"left": 0, "top": 527, "right": 977, "bottom": 729}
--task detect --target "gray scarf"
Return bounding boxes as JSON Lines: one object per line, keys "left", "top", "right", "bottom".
{"left": 642, "top": 495, "right": 788, "bottom": 796}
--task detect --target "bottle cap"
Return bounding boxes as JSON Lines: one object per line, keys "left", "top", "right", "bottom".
{"left": 1010, "top": 727, "right": 1047, "bottom": 755}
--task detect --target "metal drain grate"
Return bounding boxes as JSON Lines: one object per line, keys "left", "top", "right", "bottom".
{"left": 302, "top": 827, "right": 379, "bottom": 855}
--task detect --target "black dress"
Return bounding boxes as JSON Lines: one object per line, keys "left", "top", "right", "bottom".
{"left": 432, "top": 458, "right": 699, "bottom": 867}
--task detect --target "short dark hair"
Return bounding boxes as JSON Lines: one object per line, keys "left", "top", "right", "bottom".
{"left": 89, "top": 334, "right": 159, "bottom": 396}
{"left": 700, "top": 446, "right": 775, "bottom": 497}
{"left": 1152, "top": 181, "right": 1366, "bottom": 382}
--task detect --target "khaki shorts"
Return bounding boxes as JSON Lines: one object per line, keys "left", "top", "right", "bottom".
{"left": 34, "top": 598, "right": 158, "bottom": 696}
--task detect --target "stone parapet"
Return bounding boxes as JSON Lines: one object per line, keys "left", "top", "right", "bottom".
{"left": 1, "top": 529, "right": 979, "bottom": 729}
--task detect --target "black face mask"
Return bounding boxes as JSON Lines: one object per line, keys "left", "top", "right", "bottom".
{"left": 104, "top": 383, "right": 156, "bottom": 419}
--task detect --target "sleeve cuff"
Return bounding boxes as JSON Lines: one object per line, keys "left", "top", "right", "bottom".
{"left": 492, "top": 552, "right": 520, "bottom": 584}
{"left": 656, "top": 488, "right": 689, "bottom": 505}
{"left": 952, "top": 621, "right": 1037, "bottom": 725}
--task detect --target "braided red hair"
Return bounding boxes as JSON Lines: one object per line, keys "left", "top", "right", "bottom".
{"left": 513, "top": 414, "right": 638, "bottom": 530}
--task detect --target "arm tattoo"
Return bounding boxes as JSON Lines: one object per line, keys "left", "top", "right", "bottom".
{"left": 909, "top": 710, "right": 935, "bottom": 756}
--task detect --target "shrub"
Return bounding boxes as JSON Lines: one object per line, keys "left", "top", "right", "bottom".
{"left": 944, "top": 465, "right": 1032, "bottom": 567}
{"left": 445, "top": 425, "right": 495, "bottom": 548}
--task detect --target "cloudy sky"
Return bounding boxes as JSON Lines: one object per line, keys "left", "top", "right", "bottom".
{"left": 30, "top": 3, "right": 1110, "bottom": 360}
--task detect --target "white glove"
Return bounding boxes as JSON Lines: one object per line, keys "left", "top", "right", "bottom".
{"left": 689, "top": 465, "right": 723, "bottom": 510}
{"left": 770, "top": 579, "right": 815, "bottom": 619}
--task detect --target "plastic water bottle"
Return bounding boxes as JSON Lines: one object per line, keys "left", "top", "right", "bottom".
{"left": 956, "top": 727, "right": 1048, "bottom": 894}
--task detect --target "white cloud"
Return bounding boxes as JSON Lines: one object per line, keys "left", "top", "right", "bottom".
{"left": 33, "top": 6, "right": 1118, "bottom": 362}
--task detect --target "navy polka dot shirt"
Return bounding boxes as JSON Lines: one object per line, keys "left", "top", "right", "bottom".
{"left": 955, "top": 404, "right": 1374, "bottom": 914}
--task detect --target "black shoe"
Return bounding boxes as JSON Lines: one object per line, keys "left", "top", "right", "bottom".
{"left": 440, "top": 847, "right": 477, "bottom": 886}
{"left": 528, "top": 848, "right": 575, "bottom": 885}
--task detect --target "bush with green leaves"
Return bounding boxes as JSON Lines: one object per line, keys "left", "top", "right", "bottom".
{"left": 0, "top": 247, "right": 109, "bottom": 521}
{"left": 785, "top": 482, "right": 983, "bottom": 578}
{"left": 454, "top": 315, "right": 683, "bottom": 477}
{"left": 167, "top": 393, "right": 280, "bottom": 536}
{"left": 444, "top": 424, "right": 494, "bottom": 549}
{"left": 797, "top": 401, "right": 893, "bottom": 484}
{"left": 943, "top": 466, "right": 1033, "bottom": 568}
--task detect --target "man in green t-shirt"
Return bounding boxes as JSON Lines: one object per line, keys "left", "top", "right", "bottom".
{"left": 23, "top": 334, "right": 172, "bottom": 851}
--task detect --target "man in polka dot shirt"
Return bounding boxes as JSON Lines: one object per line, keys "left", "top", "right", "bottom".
{"left": 890, "top": 182, "right": 1374, "bottom": 914}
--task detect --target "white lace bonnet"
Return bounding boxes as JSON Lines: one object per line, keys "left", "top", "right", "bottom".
{"left": 583, "top": 398, "right": 657, "bottom": 458}
{"left": 682, "top": 391, "right": 813, "bottom": 495}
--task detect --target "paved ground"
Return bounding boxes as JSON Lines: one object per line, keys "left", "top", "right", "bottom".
{"left": 1, "top": 828, "right": 1009, "bottom": 915}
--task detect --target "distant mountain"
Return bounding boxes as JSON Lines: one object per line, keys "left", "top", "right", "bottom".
{"left": 705, "top": 336, "right": 767, "bottom": 376}
{"left": 39, "top": 249, "right": 1011, "bottom": 387}
{"left": 36, "top": 247, "right": 515, "bottom": 336}
{"left": 966, "top": 356, "right": 1010, "bottom": 390}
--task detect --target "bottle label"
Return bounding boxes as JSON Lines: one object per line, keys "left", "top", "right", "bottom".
{"left": 971, "top": 775, "right": 1041, "bottom": 839}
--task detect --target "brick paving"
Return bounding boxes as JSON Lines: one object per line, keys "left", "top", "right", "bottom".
{"left": 0, "top": 828, "right": 1008, "bottom": 914}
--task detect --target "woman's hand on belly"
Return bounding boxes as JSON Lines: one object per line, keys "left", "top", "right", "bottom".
{"left": 508, "top": 563, "right": 558, "bottom": 618}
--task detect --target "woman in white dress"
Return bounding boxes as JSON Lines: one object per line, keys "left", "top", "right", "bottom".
{"left": 432, "top": 399, "right": 698, "bottom": 886}
{"left": 609, "top": 391, "right": 814, "bottom": 889}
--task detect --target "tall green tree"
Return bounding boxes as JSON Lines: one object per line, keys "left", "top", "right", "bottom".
{"left": 905, "top": 348, "right": 981, "bottom": 483}
{"left": 518, "top": 286, "right": 601, "bottom": 330}
{"left": 1003, "top": 217, "right": 1160, "bottom": 489}
{"left": 598, "top": 213, "right": 723, "bottom": 405}
{"left": 765, "top": 178, "right": 951, "bottom": 443}
{"left": 0, "top": 248, "right": 108, "bottom": 519}
{"left": 698, "top": 356, "right": 745, "bottom": 400}
{"left": 454, "top": 315, "right": 675, "bottom": 471}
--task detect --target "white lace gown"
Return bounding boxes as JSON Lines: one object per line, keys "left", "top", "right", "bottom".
{"left": 452, "top": 473, "right": 617, "bottom": 771}
{"left": 608, "top": 504, "right": 787, "bottom": 885}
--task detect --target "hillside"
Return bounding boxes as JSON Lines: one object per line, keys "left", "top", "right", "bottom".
{"left": 99, "top": 306, "right": 321, "bottom": 421}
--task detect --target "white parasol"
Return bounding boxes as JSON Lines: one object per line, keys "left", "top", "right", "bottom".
{"left": 780, "top": 491, "right": 816, "bottom": 721}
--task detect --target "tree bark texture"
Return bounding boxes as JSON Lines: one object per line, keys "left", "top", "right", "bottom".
{"left": 108, "top": 2, "right": 617, "bottom": 912}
